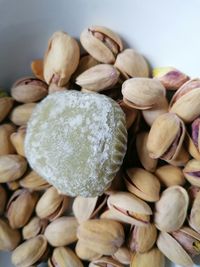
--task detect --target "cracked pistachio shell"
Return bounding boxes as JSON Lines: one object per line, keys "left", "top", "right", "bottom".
{"left": 12, "top": 235, "right": 48, "bottom": 267}
{"left": 22, "top": 216, "right": 48, "bottom": 240}
{"left": 189, "top": 191, "right": 200, "bottom": 233}
{"left": 147, "top": 113, "right": 185, "bottom": 160}
{"left": 6, "top": 189, "right": 39, "bottom": 229}
{"left": 131, "top": 247, "right": 165, "bottom": 267}
{"left": 0, "top": 219, "right": 21, "bottom": 251}
{"left": 183, "top": 159, "right": 200, "bottom": 187}
{"left": 136, "top": 132, "right": 158, "bottom": 172}
{"left": 142, "top": 96, "right": 169, "bottom": 126}
{"left": 10, "top": 125, "right": 26, "bottom": 157}
{"left": 0, "top": 154, "right": 27, "bottom": 182}
{"left": 75, "top": 240, "right": 102, "bottom": 261}
{"left": 118, "top": 100, "right": 138, "bottom": 129}
{"left": 77, "top": 219, "right": 124, "bottom": 255}
{"left": 7, "top": 181, "right": 20, "bottom": 191}
{"left": 165, "top": 146, "right": 190, "bottom": 167}
{"left": 153, "top": 67, "right": 189, "bottom": 90}
{"left": 48, "top": 247, "right": 84, "bottom": 267}
{"left": 113, "top": 246, "right": 132, "bottom": 265}
{"left": 0, "top": 123, "right": 16, "bottom": 155}
{"left": 154, "top": 186, "right": 189, "bottom": 232}
{"left": 129, "top": 224, "right": 157, "bottom": 253}
{"left": 170, "top": 78, "right": 200, "bottom": 123}
{"left": 10, "top": 103, "right": 37, "bottom": 126}
{"left": 114, "top": 49, "right": 149, "bottom": 79}
{"left": 124, "top": 168, "right": 160, "bottom": 202}
{"left": 31, "top": 59, "right": 44, "bottom": 81}
{"left": 44, "top": 216, "right": 78, "bottom": 247}
{"left": 36, "top": 186, "right": 69, "bottom": 221}
{"left": 122, "top": 77, "right": 165, "bottom": 110}
{"left": 157, "top": 232, "right": 193, "bottom": 267}
{"left": 155, "top": 165, "right": 185, "bottom": 187}
{"left": 76, "top": 64, "right": 119, "bottom": 92}
{"left": 0, "top": 185, "right": 7, "bottom": 214}
{"left": 89, "top": 257, "right": 123, "bottom": 267}
{"left": 72, "top": 195, "right": 107, "bottom": 223}
{"left": 185, "top": 131, "right": 200, "bottom": 161}
{"left": 80, "top": 26, "right": 123, "bottom": 64}
{"left": 11, "top": 77, "right": 48, "bottom": 103}
{"left": 20, "top": 170, "right": 50, "bottom": 191}
{"left": 0, "top": 96, "right": 14, "bottom": 123}
{"left": 44, "top": 31, "right": 80, "bottom": 86}
{"left": 107, "top": 192, "right": 152, "bottom": 226}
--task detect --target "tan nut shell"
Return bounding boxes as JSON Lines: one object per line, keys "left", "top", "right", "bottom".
{"left": 0, "top": 123, "right": 16, "bottom": 155}
{"left": 89, "top": 257, "right": 123, "bottom": 267}
{"left": 10, "top": 103, "right": 37, "bottom": 126}
{"left": 154, "top": 186, "right": 189, "bottom": 232}
{"left": 75, "top": 240, "right": 102, "bottom": 261}
{"left": 22, "top": 216, "right": 48, "bottom": 240}
{"left": 31, "top": 59, "right": 44, "bottom": 81}
{"left": 113, "top": 246, "right": 132, "bottom": 265}
{"left": 20, "top": 170, "right": 50, "bottom": 191}
{"left": 189, "top": 191, "right": 200, "bottom": 233}
{"left": 157, "top": 232, "right": 193, "bottom": 267}
{"left": 0, "top": 97, "right": 14, "bottom": 123}
{"left": 118, "top": 100, "right": 138, "bottom": 129}
{"left": 10, "top": 125, "right": 26, "bottom": 157}
{"left": 121, "top": 78, "right": 165, "bottom": 110}
{"left": 124, "top": 168, "right": 160, "bottom": 202}
{"left": 185, "top": 132, "right": 200, "bottom": 161}
{"left": 183, "top": 159, "right": 200, "bottom": 187}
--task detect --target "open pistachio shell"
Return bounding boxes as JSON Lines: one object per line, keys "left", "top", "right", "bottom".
{"left": 165, "top": 146, "right": 190, "bottom": 167}
{"left": 185, "top": 132, "right": 200, "bottom": 161}
{"left": 157, "top": 232, "right": 193, "bottom": 267}
{"left": 22, "top": 216, "right": 48, "bottom": 240}
{"left": 189, "top": 191, "right": 200, "bottom": 233}
{"left": 183, "top": 159, "right": 200, "bottom": 187}
{"left": 75, "top": 240, "right": 102, "bottom": 261}
{"left": 154, "top": 186, "right": 189, "bottom": 232}
{"left": 107, "top": 192, "right": 152, "bottom": 226}
{"left": 89, "top": 257, "right": 123, "bottom": 267}
{"left": 20, "top": 170, "right": 50, "bottom": 191}
{"left": 113, "top": 246, "right": 132, "bottom": 265}
{"left": 0, "top": 123, "right": 16, "bottom": 155}
{"left": 124, "top": 168, "right": 160, "bottom": 202}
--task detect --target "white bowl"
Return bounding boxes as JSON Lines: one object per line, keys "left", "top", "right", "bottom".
{"left": 0, "top": 0, "right": 200, "bottom": 266}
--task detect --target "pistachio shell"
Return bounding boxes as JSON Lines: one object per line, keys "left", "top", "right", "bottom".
{"left": 124, "top": 168, "right": 160, "bottom": 202}
{"left": 185, "top": 132, "right": 200, "bottom": 160}
{"left": 183, "top": 159, "right": 200, "bottom": 186}
{"left": 121, "top": 78, "right": 165, "bottom": 110}
{"left": 155, "top": 165, "right": 185, "bottom": 187}
{"left": 131, "top": 247, "right": 165, "bottom": 267}
{"left": 166, "top": 146, "right": 190, "bottom": 167}
{"left": 77, "top": 219, "right": 124, "bottom": 255}
{"left": 0, "top": 97, "right": 14, "bottom": 123}
{"left": 22, "top": 216, "right": 48, "bottom": 240}
{"left": 118, "top": 100, "right": 138, "bottom": 129}
{"left": 154, "top": 186, "right": 189, "bottom": 232}
{"left": 89, "top": 257, "right": 123, "bottom": 267}
{"left": 113, "top": 246, "right": 132, "bottom": 265}
{"left": 10, "top": 125, "right": 26, "bottom": 157}
{"left": 0, "top": 123, "right": 16, "bottom": 155}
{"left": 44, "top": 216, "right": 78, "bottom": 247}
{"left": 147, "top": 113, "right": 185, "bottom": 160}
{"left": 20, "top": 170, "right": 50, "bottom": 191}
{"left": 10, "top": 103, "right": 37, "bottom": 126}
{"left": 75, "top": 240, "right": 102, "bottom": 261}
{"left": 7, "top": 181, "right": 20, "bottom": 191}
{"left": 157, "top": 232, "right": 193, "bottom": 267}
{"left": 189, "top": 191, "right": 200, "bottom": 233}
{"left": 31, "top": 59, "right": 44, "bottom": 81}
{"left": 107, "top": 192, "right": 152, "bottom": 226}
{"left": 0, "top": 185, "right": 7, "bottom": 214}
{"left": 44, "top": 31, "right": 80, "bottom": 86}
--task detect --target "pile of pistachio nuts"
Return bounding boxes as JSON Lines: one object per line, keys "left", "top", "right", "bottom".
{"left": 0, "top": 25, "right": 200, "bottom": 267}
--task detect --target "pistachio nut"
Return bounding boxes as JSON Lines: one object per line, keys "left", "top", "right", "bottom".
{"left": 6, "top": 189, "right": 39, "bottom": 229}
{"left": 80, "top": 25, "right": 123, "bottom": 64}
{"left": 114, "top": 48, "right": 149, "bottom": 79}
{"left": 0, "top": 96, "right": 14, "bottom": 123}
{"left": 121, "top": 77, "right": 165, "bottom": 110}
{"left": 142, "top": 96, "right": 169, "bottom": 126}
{"left": 183, "top": 159, "right": 200, "bottom": 187}
{"left": 10, "top": 103, "right": 37, "bottom": 126}
{"left": 89, "top": 257, "right": 123, "bottom": 267}
{"left": 0, "top": 218, "right": 21, "bottom": 251}
{"left": 131, "top": 247, "right": 165, "bottom": 267}
{"left": 11, "top": 77, "right": 48, "bottom": 103}
{"left": 11, "top": 235, "right": 49, "bottom": 267}
{"left": 48, "top": 247, "right": 84, "bottom": 267}
{"left": 0, "top": 123, "right": 16, "bottom": 155}
{"left": 75, "top": 240, "right": 102, "bottom": 261}
{"left": 124, "top": 168, "right": 160, "bottom": 202}
{"left": 31, "top": 59, "right": 44, "bottom": 81}
{"left": 44, "top": 31, "right": 80, "bottom": 86}
{"left": 0, "top": 154, "right": 27, "bottom": 182}
{"left": 128, "top": 224, "right": 157, "bottom": 253}
{"left": 171, "top": 226, "right": 200, "bottom": 257}
{"left": 189, "top": 191, "right": 200, "bottom": 233}
{"left": 118, "top": 100, "right": 138, "bottom": 129}
{"left": 136, "top": 132, "right": 158, "bottom": 172}
{"left": 22, "top": 216, "right": 48, "bottom": 240}
{"left": 10, "top": 125, "right": 26, "bottom": 157}
{"left": 44, "top": 216, "right": 78, "bottom": 247}
{"left": 76, "top": 64, "right": 119, "bottom": 92}
{"left": 147, "top": 113, "right": 185, "bottom": 161}
{"left": 72, "top": 195, "right": 107, "bottom": 223}
{"left": 170, "top": 78, "right": 200, "bottom": 123}
{"left": 113, "top": 246, "right": 132, "bottom": 265}
{"left": 166, "top": 146, "right": 190, "bottom": 167}
{"left": 107, "top": 192, "right": 152, "bottom": 226}
{"left": 0, "top": 185, "right": 7, "bottom": 214}
{"left": 77, "top": 219, "right": 125, "bottom": 255}
{"left": 20, "top": 170, "right": 50, "bottom": 191}
{"left": 157, "top": 231, "right": 194, "bottom": 267}
{"left": 155, "top": 165, "right": 185, "bottom": 187}
{"left": 36, "top": 186, "right": 69, "bottom": 221}
{"left": 154, "top": 186, "right": 189, "bottom": 232}
{"left": 153, "top": 66, "right": 189, "bottom": 90}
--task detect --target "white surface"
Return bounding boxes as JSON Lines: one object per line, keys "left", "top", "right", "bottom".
{"left": 0, "top": 0, "right": 199, "bottom": 266}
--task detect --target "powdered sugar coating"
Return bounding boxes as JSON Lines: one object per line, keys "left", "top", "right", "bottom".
{"left": 25, "top": 91, "right": 127, "bottom": 197}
